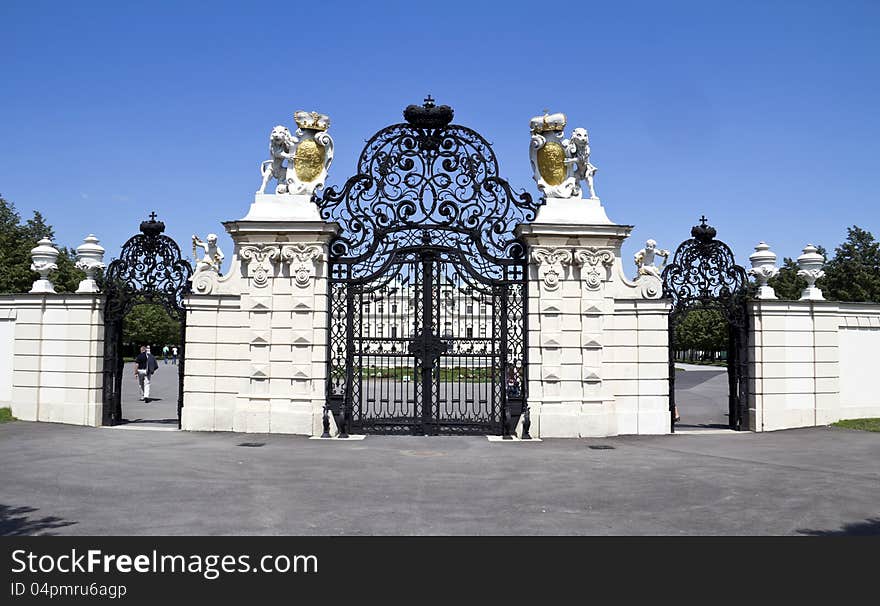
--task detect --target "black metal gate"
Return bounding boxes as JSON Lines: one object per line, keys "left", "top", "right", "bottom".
{"left": 661, "top": 217, "right": 749, "bottom": 432}
{"left": 101, "top": 214, "right": 192, "bottom": 427}
{"left": 315, "top": 98, "right": 540, "bottom": 436}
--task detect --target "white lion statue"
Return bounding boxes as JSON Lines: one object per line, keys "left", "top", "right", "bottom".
{"left": 568, "top": 127, "right": 598, "bottom": 199}
{"left": 257, "top": 125, "right": 298, "bottom": 194}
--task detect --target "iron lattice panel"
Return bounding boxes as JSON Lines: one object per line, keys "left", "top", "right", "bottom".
{"left": 317, "top": 103, "right": 538, "bottom": 436}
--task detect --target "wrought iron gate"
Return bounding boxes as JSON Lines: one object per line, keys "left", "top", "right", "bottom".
{"left": 661, "top": 217, "right": 749, "bottom": 432}
{"left": 101, "top": 214, "right": 192, "bottom": 427}
{"left": 315, "top": 98, "right": 540, "bottom": 436}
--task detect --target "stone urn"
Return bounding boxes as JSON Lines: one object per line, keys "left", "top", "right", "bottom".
{"left": 29, "top": 237, "right": 59, "bottom": 294}
{"left": 796, "top": 244, "right": 825, "bottom": 301}
{"left": 75, "top": 234, "right": 106, "bottom": 293}
{"left": 748, "top": 242, "right": 779, "bottom": 300}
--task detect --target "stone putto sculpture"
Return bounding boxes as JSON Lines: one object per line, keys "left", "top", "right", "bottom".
{"left": 257, "top": 111, "right": 334, "bottom": 196}
{"left": 192, "top": 233, "right": 224, "bottom": 273}
{"left": 529, "top": 111, "right": 597, "bottom": 199}
{"left": 634, "top": 239, "right": 669, "bottom": 279}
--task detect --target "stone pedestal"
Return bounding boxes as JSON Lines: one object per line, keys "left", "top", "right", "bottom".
{"left": 182, "top": 194, "right": 338, "bottom": 435}
{"left": 240, "top": 194, "right": 323, "bottom": 222}
{"left": 536, "top": 196, "right": 613, "bottom": 225}
{"left": 515, "top": 201, "right": 670, "bottom": 437}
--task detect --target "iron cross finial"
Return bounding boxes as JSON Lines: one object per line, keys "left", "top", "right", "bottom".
{"left": 149, "top": 212, "right": 158, "bottom": 221}
{"left": 423, "top": 94, "right": 435, "bottom": 108}
{"left": 699, "top": 215, "right": 708, "bottom": 226}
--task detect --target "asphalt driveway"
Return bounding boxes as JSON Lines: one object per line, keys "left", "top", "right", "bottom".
{"left": 0, "top": 420, "right": 877, "bottom": 536}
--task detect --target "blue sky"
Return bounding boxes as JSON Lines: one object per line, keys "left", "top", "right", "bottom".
{"left": 1, "top": 0, "right": 878, "bottom": 272}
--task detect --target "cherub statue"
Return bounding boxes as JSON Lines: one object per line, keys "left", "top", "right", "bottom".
{"left": 568, "top": 127, "right": 598, "bottom": 199}
{"left": 192, "top": 233, "right": 224, "bottom": 273}
{"left": 257, "top": 125, "right": 298, "bottom": 194}
{"left": 634, "top": 239, "right": 669, "bottom": 279}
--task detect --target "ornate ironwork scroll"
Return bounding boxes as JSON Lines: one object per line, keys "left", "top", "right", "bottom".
{"left": 315, "top": 97, "right": 541, "bottom": 436}
{"left": 101, "top": 214, "right": 192, "bottom": 427}
{"left": 661, "top": 217, "right": 749, "bottom": 431}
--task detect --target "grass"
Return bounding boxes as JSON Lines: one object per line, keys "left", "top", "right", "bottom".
{"left": 832, "top": 418, "right": 880, "bottom": 432}
{"left": 0, "top": 408, "right": 16, "bottom": 423}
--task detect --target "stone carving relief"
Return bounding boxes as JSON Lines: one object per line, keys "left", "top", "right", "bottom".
{"left": 532, "top": 248, "right": 573, "bottom": 290}
{"left": 574, "top": 248, "right": 615, "bottom": 291}
{"left": 529, "top": 111, "right": 598, "bottom": 199}
{"left": 240, "top": 244, "right": 280, "bottom": 288}
{"left": 748, "top": 242, "right": 779, "bottom": 300}
{"left": 281, "top": 244, "right": 323, "bottom": 288}
{"left": 257, "top": 111, "right": 334, "bottom": 196}
{"left": 796, "top": 244, "right": 825, "bottom": 301}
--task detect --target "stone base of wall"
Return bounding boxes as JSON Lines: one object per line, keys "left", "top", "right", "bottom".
{"left": 748, "top": 300, "right": 880, "bottom": 431}
{"left": 0, "top": 294, "right": 104, "bottom": 427}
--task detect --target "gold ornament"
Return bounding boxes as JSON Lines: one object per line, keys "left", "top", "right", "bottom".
{"left": 294, "top": 139, "right": 325, "bottom": 183}
{"left": 536, "top": 141, "right": 566, "bottom": 186}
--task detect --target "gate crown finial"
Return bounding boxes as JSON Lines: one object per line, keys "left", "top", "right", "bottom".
{"left": 691, "top": 215, "right": 717, "bottom": 242}
{"left": 404, "top": 97, "right": 454, "bottom": 129}
{"left": 140, "top": 212, "right": 166, "bottom": 236}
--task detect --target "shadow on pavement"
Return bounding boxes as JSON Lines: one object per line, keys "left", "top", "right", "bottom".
{"left": 119, "top": 418, "right": 178, "bottom": 425}
{"left": 0, "top": 504, "right": 77, "bottom": 536}
{"left": 797, "top": 517, "right": 880, "bottom": 536}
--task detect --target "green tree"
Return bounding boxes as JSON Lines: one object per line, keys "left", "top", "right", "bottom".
{"left": 122, "top": 304, "right": 180, "bottom": 357}
{"left": 675, "top": 308, "right": 728, "bottom": 361}
{"left": 767, "top": 257, "right": 805, "bottom": 301}
{"left": 822, "top": 226, "right": 880, "bottom": 302}
{"left": 0, "top": 195, "right": 84, "bottom": 294}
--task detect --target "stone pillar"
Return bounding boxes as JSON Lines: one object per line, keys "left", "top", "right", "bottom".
{"left": 516, "top": 199, "right": 670, "bottom": 437}
{"left": 183, "top": 194, "right": 338, "bottom": 435}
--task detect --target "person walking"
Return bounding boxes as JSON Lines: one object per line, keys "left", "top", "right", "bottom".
{"left": 135, "top": 345, "right": 160, "bottom": 402}
{"left": 134, "top": 346, "right": 151, "bottom": 402}
{"left": 162, "top": 344, "right": 170, "bottom": 364}
{"left": 171, "top": 345, "right": 178, "bottom": 365}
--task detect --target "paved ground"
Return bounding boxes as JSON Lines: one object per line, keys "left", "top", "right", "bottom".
{"left": 120, "top": 361, "right": 179, "bottom": 427}
{"left": 0, "top": 419, "right": 877, "bottom": 535}
{"left": 674, "top": 364, "right": 730, "bottom": 429}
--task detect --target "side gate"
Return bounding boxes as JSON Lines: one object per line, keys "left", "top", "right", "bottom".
{"left": 661, "top": 218, "right": 749, "bottom": 432}
{"left": 101, "top": 214, "right": 192, "bottom": 427}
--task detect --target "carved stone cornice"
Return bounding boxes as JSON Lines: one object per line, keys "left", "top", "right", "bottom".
{"left": 531, "top": 247, "right": 573, "bottom": 290}
{"left": 240, "top": 244, "right": 280, "bottom": 288}
{"left": 573, "top": 248, "right": 614, "bottom": 291}
{"left": 281, "top": 243, "right": 324, "bottom": 287}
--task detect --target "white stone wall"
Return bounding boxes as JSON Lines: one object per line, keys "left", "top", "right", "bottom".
{"left": 605, "top": 299, "right": 671, "bottom": 435}
{"left": 0, "top": 294, "right": 104, "bottom": 425}
{"left": 0, "top": 308, "right": 15, "bottom": 408}
{"left": 747, "top": 300, "right": 880, "bottom": 431}
{"left": 517, "top": 222, "right": 671, "bottom": 438}
{"left": 182, "top": 219, "right": 337, "bottom": 436}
